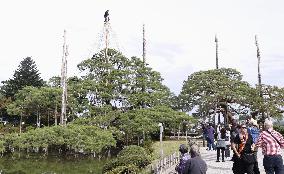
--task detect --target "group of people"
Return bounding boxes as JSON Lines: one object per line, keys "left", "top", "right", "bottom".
{"left": 231, "top": 118, "right": 284, "bottom": 174}
{"left": 175, "top": 117, "right": 284, "bottom": 174}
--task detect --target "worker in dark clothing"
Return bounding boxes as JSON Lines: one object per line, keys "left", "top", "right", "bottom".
{"left": 104, "top": 10, "right": 110, "bottom": 22}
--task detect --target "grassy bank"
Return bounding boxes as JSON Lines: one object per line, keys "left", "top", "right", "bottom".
{"left": 141, "top": 140, "right": 187, "bottom": 173}
{"left": 151, "top": 140, "right": 187, "bottom": 159}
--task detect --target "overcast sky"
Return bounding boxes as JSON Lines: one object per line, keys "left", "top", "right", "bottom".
{"left": 0, "top": 0, "right": 283, "bottom": 95}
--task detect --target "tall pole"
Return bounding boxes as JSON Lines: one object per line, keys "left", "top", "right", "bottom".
{"left": 215, "top": 35, "right": 219, "bottom": 69}
{"left": 214, "top": 35, "right": 219, "bottom": 130}
{"left": 60, "top": 30, "right": 68, "bottom": 126}
{"left": 141, "top": 24, "right": 146, "bottom": 108}
{"left": 105, "top": 23, "right": 109, "bottom": 67}
{"left": 255, "top": 35, "right": 264, "bottom": 121}
{"left": 158, "top": 123, "right": 163, "bottom": 158}
{"left": 143, "top": 24, "right": 146, "bottom": 65}
{"left": 255, "top": 35, "right": 262, "bottom": 93}
{"left": 104, "top": 12, "right": 110, "bottom": 86}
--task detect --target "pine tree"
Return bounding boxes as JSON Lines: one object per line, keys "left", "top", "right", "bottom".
{"left": 1, "top": 57, "right": 44, "bottom": 98}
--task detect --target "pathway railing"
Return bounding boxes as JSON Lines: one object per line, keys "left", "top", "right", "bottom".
{"left": 149, "top": 152, "right": 180, "bottom": 174}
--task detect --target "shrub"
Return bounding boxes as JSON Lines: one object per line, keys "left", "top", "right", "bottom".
{"left": 103, "top": 145, "right": 151, "bottom": 173}
{"left": 105, "top": 164, "right": 139, "bottom": 174}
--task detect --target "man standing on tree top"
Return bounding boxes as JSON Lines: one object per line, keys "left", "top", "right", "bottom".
{"left": 104, "top": 10, "right": 110, "bottom": 23}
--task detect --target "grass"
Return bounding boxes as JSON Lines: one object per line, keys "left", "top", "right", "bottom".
{"left": 141, "top": 139, "right": 187, "bottom": 174}
{"left": 151, "top": 140, "right": 187, "bottom": 160}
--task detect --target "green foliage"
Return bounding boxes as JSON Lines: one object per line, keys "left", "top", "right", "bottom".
{"left": 3, "top": 125, "right": 116, "bottom": 155}
{"left": 274, "top": 125, "right": 284, "bottom": 136}
{"left": 0, "top": 139, "right": 5, "bottom": 153}
{"left": 103, "top": 145, "right": 150, "bottom": 173}
{"left": 77, "top": 49, "right": 174, "bottom": 110}
{"left": 6, "top": 86, "right": 62, "bottom": 128}
{"left": 104, "top": 164, "right": 140, "bottom": 174}
{"left": 179, "top": 68, "right": 257, "bottom": 118}
{"left": 126, "top": 56, "right": 174, "bottom": 108}
{"left": 1, "top": 57, "right": 44, "bottom": 98}
{"left": 116, "top": 106, "right": 195, "bottom": 145}
{"left": 256, "top": 85, "right": 284, "bottom": 119}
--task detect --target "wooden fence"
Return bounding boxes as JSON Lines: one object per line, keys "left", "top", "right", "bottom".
{"left": 147, "top": 152, "right": 180, "bottom": 174}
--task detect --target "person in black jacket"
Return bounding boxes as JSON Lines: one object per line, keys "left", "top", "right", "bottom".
{"left": 231, "top": 124, "right": 255, "bottom": 174}
{"left": 183, "top": 144, "right": 207, "bottom": 174}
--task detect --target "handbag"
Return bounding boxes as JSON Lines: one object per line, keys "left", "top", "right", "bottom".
{"left": 216, "top": 139, "right": 226, "bottom": 148}
{"left": 241, "top": 153, "right": 256, "bottom": 164}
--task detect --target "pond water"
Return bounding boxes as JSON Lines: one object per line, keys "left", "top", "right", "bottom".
{"left": 0, "top": 156, "right": 107, "bottom": 174}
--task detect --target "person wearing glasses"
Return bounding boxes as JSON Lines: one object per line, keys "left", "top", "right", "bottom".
{"left": 231, "top": 124, "right": 256, "bottom": 174}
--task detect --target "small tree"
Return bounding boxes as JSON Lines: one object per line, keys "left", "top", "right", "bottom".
{"left": 1, "top": 57, "right": 44, "bottom": 98}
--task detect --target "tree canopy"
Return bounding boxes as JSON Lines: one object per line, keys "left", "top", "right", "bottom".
{"left": 179, "top": 68, "right": 258, "bottom": 119}
{"left": 77, "top": 49, "right": 174, "bottom": 111}
{"left": 1, "top": 57, "right": 44, "bottom": 98}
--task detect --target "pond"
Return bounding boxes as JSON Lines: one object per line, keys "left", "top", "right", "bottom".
{"left": 0, "top": 155, "right": 108, "bottom": 174}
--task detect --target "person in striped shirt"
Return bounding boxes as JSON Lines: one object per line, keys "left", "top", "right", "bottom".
{"left": 255, "top": 118, "right": 284, "bottom": 174}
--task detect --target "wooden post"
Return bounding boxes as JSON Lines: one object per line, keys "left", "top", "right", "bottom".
{"left": 215, "top": 35, "right": 219, "bottom": 69}
{"left": 60, "top": 30, "right": 68, "bottom": 127}
{"left": 255, "top": 35, "right": 266, "bottom": 120}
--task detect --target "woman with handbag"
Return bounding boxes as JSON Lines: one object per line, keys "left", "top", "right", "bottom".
{"left": 231, "top": 124, "right": 256, "bottom": 174}
{"left": 216, "top": 127, "right": 226, "bottom": 162}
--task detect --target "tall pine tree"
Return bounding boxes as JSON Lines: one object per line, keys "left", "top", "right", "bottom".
{"left": 1, "top": 57, "right": 44, "bottom": 98}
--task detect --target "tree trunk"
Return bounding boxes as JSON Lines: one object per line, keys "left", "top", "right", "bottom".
{"left": 19, "top": 113, "right": 23, "bottom": 133}
{"left": 55, "top": 104, "right": 58, "bottom": 126}
{"left": 178, "top": 125, "right": 180, "bottom": 140}
{"left": 36, "top": 111, "right": 39, "bottom": 128}
{"left": 48, "top": 110, "right": 50, "bottom": 127}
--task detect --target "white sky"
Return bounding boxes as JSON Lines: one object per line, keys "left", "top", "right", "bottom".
{"left": 0, "top": 0, "right": 283, "bottom": 95}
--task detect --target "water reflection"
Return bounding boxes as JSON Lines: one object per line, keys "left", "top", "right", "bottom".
{"left": 0, "top": 155, "right": 107, "bottom": 174}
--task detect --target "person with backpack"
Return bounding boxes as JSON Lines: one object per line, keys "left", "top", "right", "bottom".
{"left": 175, "top": 144, "right": 190, "bottom": 174}
{"left": 255, "top": 118, "right": 284, "bottom": 174}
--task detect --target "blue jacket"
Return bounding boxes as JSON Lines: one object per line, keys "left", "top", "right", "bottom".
{"left": 247, "top": 127, "right": 259, "bottom": 143}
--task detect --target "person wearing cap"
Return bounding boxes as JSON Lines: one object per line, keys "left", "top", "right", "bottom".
{"left": 255, "top": 118, "right": 284, "bottom": 174}
{"left": 175, "top": 144, "right": 190, "bottom": 174}
{"left": 248, "top": 119, "right": 260, "bottom": 144}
